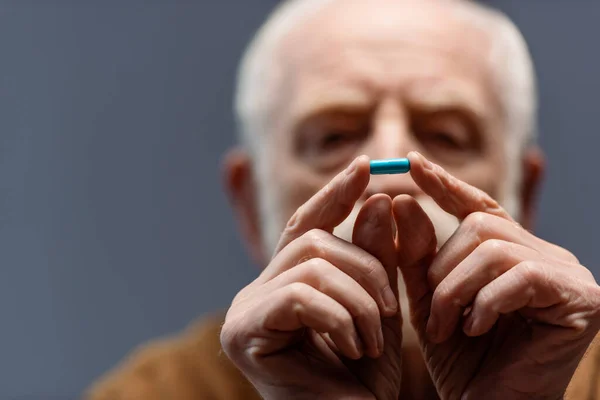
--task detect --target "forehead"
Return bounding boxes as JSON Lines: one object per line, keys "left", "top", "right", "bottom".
{"left": 274, "top": 0, "right": 498, "bottom": 123}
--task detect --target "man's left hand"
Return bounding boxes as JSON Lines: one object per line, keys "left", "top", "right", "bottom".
{"left": 399, "top": 151, "right": 600, "bottom": 400}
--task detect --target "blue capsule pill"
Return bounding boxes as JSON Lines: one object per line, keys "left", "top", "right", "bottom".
{"left": 369, "top": 158, "right": 410, "bottom": 175}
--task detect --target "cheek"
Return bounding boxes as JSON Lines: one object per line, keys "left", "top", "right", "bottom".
{"left": 275, "top": 167, "right": 332, "bottom": 224}
{"left": 448, "top": 157, "right": 506, "bottom": 201}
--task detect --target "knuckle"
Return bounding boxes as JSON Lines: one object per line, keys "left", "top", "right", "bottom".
{"left": 464, "top": 211, "right": 490, "bottom": 232}
{"left": 231, "top": 285, "right": 254, "bottom": 305}
{"left": 301, "top": 258, "right": 335, "bottom": 290}
{"left": 220, "top": 316, "right": 245, "bottom": 357}
{"left": 355, "top": 299, "right": 380, "bottom": 321}
{"left": 331, "top": 310, "right": 353, "bottom": 332}
{"left": 303, "top": 256, "right": 324, "bottom": 269}
{"left": 432, "top": 283, "right": 455, "bottom": 309}
{"left": 361, "top": 255, "right": 385, "bottom": 282}
{"left": 577, "top": 266, "right": 595, "bottom": 281}
{"left": 559, "top": 248, "right": 580, "bottom": 264}
{"left": 479, "top": 238, "right": 508, "bottom": 257}
{"left": 219, "top": 321, "right": 233, "bottom": 347}
{"left": 517, "top": 260, "right": 545, "bottom": 283}
{"left": 298, "top": 258, "right": 322, "bottom": 279}
{"left": 285, "top": 282, "right": 312, "bottom": 304}
{"left": 460, "top": 212, "right": 491, "bottom": 247}
{"left": 304, "top": 228, "right": 327, "bottom": 242}
{"left": 301, "top": 229, "right": 329, "bottom": 255}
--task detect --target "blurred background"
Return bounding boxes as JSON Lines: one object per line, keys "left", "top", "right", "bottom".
{"left": 1, "top": 1, "right": 599, "bottom": 399}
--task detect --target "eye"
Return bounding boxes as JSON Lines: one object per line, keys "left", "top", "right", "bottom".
{"left": 414, "top": 115, "right": 471, "bottom": 149}
{"left": 298, "top": 123, "right": 369, "bottom": 172}
{"left": 294, "top": 109, "right": 371, "bottom": 172}
{"left": 319, "top": 131, "right": 356, "bottom": 151}
{"left": 412, "top": 111, "right": 481, "bottom": 165}
{"left": 423, "top": 131, "right": 463, "bottom": 150}
{"left": 417, "top": 126, "right": 469, "bottom": 154}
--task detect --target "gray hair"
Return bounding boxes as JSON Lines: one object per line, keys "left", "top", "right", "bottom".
{"left": 234, "top": 0, "right": 538, "bottom": 248}
{"left": 234, "top": 0, "right": 537, "bottom": 158}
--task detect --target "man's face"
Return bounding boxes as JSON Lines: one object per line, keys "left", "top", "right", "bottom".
{"left": 256, "top": 0, "right": 512, "bottom": 255}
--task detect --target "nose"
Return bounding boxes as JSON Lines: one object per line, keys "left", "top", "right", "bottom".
{"left": 363, "top": 99, "right": 422, "bottom": 200}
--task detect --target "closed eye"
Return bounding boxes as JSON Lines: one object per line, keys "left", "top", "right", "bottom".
{"left": 295, "top": 110, "right": 371, "bottom": 172}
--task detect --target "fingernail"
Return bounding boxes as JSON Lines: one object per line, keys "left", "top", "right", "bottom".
{"left": 382, "top": 286, "right": 398, "bottom": 313}
{"left": 426, "top": 314, "right": 438, "bottom": 341}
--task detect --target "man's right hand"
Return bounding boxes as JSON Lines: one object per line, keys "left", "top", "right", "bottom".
{"left": 220, "top": 156, "right": 407, "bottom": 400}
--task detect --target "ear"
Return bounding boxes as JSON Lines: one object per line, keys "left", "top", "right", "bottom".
{"left": 222, "top": 148, "right": 267, "bottom": 265}
{"left": 519, "top": 145, "right": 545, "bottom": 231}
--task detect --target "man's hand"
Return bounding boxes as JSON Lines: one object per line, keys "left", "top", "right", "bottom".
{"left": 401, "top": 151, "right": 600, "bottom": 400}
{"left": 220, "top": 156, "right": 407, "bottom": 400}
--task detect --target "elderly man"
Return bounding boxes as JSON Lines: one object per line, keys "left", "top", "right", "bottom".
{"left": 86, "top": 0, "right": 600, "bottom": 398}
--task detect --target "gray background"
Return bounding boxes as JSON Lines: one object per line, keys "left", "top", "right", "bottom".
{"left": 0, "top": 1, "right": 598, "bottom": 399}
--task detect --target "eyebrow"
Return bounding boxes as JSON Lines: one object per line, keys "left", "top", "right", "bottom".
{"left": 286, "top": 80, "right": 491, "bottom": 132}
{"left": 406, "top": 81, "right": 489, "bottom": 119}
{"left": 289, "top": 87, "right": 374, "bottom": 126}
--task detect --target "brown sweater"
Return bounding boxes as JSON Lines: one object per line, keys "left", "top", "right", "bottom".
{"left": 85, "top": 314, "right": 600, "bottom": 400}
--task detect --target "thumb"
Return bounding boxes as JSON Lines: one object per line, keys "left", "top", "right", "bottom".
{"left": 392, "top": 195, "right": 437, "bottom": 335}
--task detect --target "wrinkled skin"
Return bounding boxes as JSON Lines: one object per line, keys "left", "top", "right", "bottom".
{"left": 222, "top": 1, "right": 599, "bottom": 398}
{"left": 221, "top": 153, "right": 600, "bottom": 399}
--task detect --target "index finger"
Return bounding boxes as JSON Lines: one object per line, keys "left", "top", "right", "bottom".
{"left": 273, "top": 155, "right": 371, "bottom": 256}
{"left": 407, "top": 151, "right": 513, "bottom": 222}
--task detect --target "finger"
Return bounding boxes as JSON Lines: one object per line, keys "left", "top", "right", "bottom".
{"left": 274, "top": 155, "right": 370, "bottom": 255}
{"left": 427, "top": 240, "right": 541, "bottom": 343}
{"left": 261, "top": 282, "right": 363, "bottom": 360}
{"left": 407, "top": 151, "right": 513, "bottom": 221}
{"left": 393, "top": 195, "right": 438, "bottom": 269}
{"left": 462, "top": 261, "right": 576, "bottom": 337}
{"left": 352, "top": 194, "right": 398, "bottom": 301}
{"left": 427, "top": 212, "right": 580, "bottom": 290}
{"left": 392, "top": 194, "right": 437, "bottom": 334}
{"left": 352, "top": 194, "right": 399, "bottom": 361}
{"left": 263, "top": 258, "right": 383, "bottom": 358}
{"left": 259, "top": 228, "right": 397, "bottom": 316}
{"left": 320, "top": 332, "right": 341, "bottom": 355}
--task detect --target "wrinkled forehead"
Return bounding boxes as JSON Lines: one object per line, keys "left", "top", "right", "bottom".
{"left": 273, "top": 0, "right": 496, "bottom": 114}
